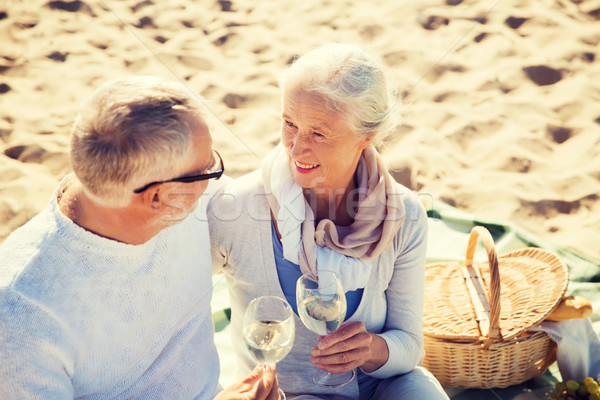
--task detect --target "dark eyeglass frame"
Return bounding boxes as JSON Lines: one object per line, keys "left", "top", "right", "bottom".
{"left": 133, "top": 150, "right": 224, "bottom": 194}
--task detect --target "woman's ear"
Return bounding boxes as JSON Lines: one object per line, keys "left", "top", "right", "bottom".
{"left": 359, "top": 132, "right": 376, "bottom": 150}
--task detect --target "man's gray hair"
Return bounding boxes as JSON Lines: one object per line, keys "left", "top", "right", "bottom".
{"left": 70, "top": 75, "right": 206, "bottom": 207}
{"left": 279, "top": 42, "right": 402, "bottom": 146}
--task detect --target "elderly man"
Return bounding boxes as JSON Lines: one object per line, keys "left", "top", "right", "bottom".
{"left": 0, "top": 76, "right": 278, "bottom": 399}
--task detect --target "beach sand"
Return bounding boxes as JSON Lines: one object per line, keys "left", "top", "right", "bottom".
{"left": 1, "top": 0, "right": 599, "bottom": 262}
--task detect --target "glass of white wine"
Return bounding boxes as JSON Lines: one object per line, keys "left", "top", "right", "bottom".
{"left": 242, "top": 295, "right": 295, "bottom": 400}
{"left": 296, "top": 270, "right": 356, "bottom": 388}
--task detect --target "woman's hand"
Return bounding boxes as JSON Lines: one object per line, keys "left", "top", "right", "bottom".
{"left": 310, "top": 321, "right": 389, "bottom": 374}
{"left": 215, "top": 364, "right": 281, "bottom": 400}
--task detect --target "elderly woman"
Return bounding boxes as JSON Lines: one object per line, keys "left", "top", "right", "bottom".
{"left": 208, "top": 43, "right": 448, "bottom": 399}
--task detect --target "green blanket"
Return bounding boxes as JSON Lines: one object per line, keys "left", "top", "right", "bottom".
{"left": 212, "top": 202, "right": 600, "bottom": 399}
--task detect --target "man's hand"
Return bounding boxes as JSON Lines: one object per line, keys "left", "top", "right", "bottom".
{"left": 215, "top": 364, "right": 280, "bottom": 400}
{"left": 310, "top": 321, "right": 389, "bottom": 373}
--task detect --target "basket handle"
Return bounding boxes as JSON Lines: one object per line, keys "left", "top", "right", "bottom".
{"left": 465, "top": 226, "right": 501, "bottom": 348}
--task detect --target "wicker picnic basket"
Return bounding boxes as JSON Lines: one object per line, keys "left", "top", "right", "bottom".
{"left": 421, "top": 226, "right": 569, "bottom": 389}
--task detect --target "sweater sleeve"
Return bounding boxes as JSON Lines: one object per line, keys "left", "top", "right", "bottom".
{"left": 0, "top": 288, "right": 75, "bottom": 399}
{"left": 206, "top": 171, "right": 267, "bottom": 276}
{"left": 363, "top": 194, "right": 428, "bottom": 379}
{"left": 207, "top": 186, "right": 235, "bottom": 275}
{"left": 202, "top": 176, "right": 234, "bottom": 275}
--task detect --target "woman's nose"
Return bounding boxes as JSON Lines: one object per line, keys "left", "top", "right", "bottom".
{"left": 289, "top": 132, "right": 308, "bottom": 157}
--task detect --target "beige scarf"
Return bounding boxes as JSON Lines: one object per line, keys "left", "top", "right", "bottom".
{"left": 262, "top": 144, "right": 405, "bottom": 291}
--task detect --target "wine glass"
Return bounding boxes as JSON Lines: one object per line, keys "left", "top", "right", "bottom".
{"left": 296, "top": 270, "right": 356, "bottom": 388}
{"left": 242, "top": 295, "right": 295, "bottom": 400}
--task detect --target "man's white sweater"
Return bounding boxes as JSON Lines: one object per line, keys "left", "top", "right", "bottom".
{"left": 0, "top": 176, "right": 219, "bottom": 399}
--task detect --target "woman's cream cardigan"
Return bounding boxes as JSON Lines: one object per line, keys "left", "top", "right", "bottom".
{"left": 208, "top": 169, "right": 428, "bottom": 399}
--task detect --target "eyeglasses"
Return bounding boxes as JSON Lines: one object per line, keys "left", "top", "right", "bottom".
{"left": 133, "top": 150, "right": 224, "bottom": 194}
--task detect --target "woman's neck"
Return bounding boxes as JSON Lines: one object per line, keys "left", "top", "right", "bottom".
{"left": 303, "top": 178, "right": 358, "bottom": 226}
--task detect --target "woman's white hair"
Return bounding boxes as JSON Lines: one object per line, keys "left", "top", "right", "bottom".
{"left": 70, "top": 75, "right": 207, "bottom": 207}
{"left": 279, "top": 42, "right": 402, "bottom": 146}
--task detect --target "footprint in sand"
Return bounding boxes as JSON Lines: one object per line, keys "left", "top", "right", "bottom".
{"left": 131, "top": 0, "right": 153, "bottom": 13}
{"left": 4, "top": 143, "right": 69, "bottom": 175}
{"left": 359, "top": 24, "right": 384, "bottom": 42}
{"left": 505, "top": 16, "right": 529, "bottom": 29}
{"left": 0, "top": 119, "right": 13, "bottom": 142}
{"left": 4, "top": 144, "right": 47, "bottom": 163}
{"left": 523, "top": 65, "right": 563, "bottom": 86}
{"left": 45, "top": 0, "right": 95, "bottom": 16}
{"left": 218, "top": 0, "right": 234, "bottom": 12}
{"left": 418, "top": 14, "right": 449, "bottom": 30}
{"left": 520, "top": 198, "right": 582, "bottom": 218}
{"left": 47, "top": 51, "right": 68, "bottom": 62}
{"left": 134, "top": 15, "right": 157, "bottom": 29}
{"left": 546, "top": 125, "right": 573, "bottom": 144}
{"left": 222, "top": 93, "right": 247, "bottom": 109}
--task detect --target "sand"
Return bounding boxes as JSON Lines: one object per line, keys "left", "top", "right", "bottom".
{"left": 1, "top": 0, "right": 599, "bottom": 261}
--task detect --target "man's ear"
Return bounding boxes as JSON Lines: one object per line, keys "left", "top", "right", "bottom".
{"left": 142, "top": 186, "right": 163, "bottom": 211}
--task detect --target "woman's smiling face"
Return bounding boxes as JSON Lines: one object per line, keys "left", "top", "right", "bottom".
{"left": 280, "top": 88, "right": 372, "bottom": 193}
